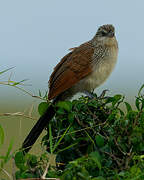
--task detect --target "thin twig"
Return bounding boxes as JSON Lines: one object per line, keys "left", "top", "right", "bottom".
{"left": 0, "top": 112, "right": 37, "bottom": 120}
{"left": 0, "top": 81, "right": 47, "bottom": 101}
{"left": 103, "top": 151, "right": 122, "bottom": 167}
{"left": 41, "top": 160, "right": 59, "bottom": 180}
{"left": 114, "top": 138, "right": 126, "bottom": 155}
{"left": 41, "top": 162, "right": 50, "bottom": 179}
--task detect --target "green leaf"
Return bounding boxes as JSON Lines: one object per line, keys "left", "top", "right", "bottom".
{"left": 138, "top": 84, "right": 144, "bottom": 97}
{"left": 2, "top": 139, "right": 14, "bottom": 167}
{"left": 118, "top": 171, "right": 126, "bottom": 177}
{"left": 12, "top": 79, "right": 28, "bottom": 86}
{"left": 142, "top": 99, "right": 144, "bottom": 110}
{"left": 135, "top": 98, "right": 140, "bottom": 110}
{"left": 68, "top": 112, "right": 75, "bottom": 123}
{"left": 118, "top": 108, "right": 124, "bottom": 116}
{"left": 112, "top": 94, "right": 122, "bottom": 106}
{"left": 57, "top": 142, "right": 78, "bottom": 153}
{"left": 0, "top": 125, "right": 4, "bottom": 147}
{"left": 106, "top": 94, "right": 122, "bottom": 106}
{"left": 53, "top": 124, "right": 71, "bottom": 153}
{"left": 95, "top": 135, "right": 104, "bottom": 147}
{"left": 15, "top": 151, "right": 27, "bottom": 171}
{"left": 15, "top": 151, "right": 25, "bottom": 165}
{"left": 130, "top": 165, "right": 141, "bottom": 176}
{"left": 85, "top": 131, "right": 95, "bottom": 145}
{"left": 15, "top": 171, "right": 36, "bottom": 179}
{"left": 0, "top": 67, "right": 14, "bottom": 75}
{"left": 0, "top": 140, "right": 13, "bottom": 170}
{"left": 125, "top": 102, "right": 132, "bottom": 112}
{"left": 57, "top": 101, "right": 72, "bottom": 112}
{"left": 38, "top": 102, "right": 49, "bottom": 116}
{"left": 15, "top": 171, "right": 22, "bottom": 179}
{"left": 27, "top": 154, "right": 37, "bottom": 168}
{"left": 56, "top": 108, "right": 65, "bottom": 115}
{"left": 89, "top": 151, "right": 101, "bottom": 170}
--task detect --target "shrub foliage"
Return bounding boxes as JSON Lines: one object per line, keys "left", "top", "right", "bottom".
{"left": 15, "top": 88, "right": 144, "bottom": 179}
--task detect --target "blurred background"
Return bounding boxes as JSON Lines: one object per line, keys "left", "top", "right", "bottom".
{"left": 0, "top": 0, "right": 144, "bottom": 176}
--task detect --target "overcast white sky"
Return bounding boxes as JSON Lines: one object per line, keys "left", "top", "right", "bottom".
{"left": 0, "top": 0, "right": 144, "bottom": 106}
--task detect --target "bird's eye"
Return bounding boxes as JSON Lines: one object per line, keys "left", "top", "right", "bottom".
{"left": 101, "top": 31, "right": 107, "bottom": 36}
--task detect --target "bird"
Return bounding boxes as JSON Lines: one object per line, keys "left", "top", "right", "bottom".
{"left": 22, "top": 24, "right": 118, "bottom": 153}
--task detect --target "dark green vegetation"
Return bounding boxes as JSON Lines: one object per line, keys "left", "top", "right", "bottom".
{"left": 13, "top": 86, "right": 144, "bottom": 180}
{"left": 0, "top": 67, "right": 144, "bottom": 179}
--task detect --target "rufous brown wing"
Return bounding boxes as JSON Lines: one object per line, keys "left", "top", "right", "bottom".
{"left": 48, "top": 42, "right": 94, "bottom": 100}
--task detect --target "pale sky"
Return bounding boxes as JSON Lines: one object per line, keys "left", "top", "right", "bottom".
{"left": 0, "top": 0, "right": 144, "bottom": 106}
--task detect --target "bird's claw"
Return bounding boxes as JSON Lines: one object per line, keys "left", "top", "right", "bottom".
{"left": 97, "top": 89, "right": 109, "bottom": 99}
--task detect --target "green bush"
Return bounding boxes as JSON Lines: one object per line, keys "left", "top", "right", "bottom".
{"left": 15, "top": 87, "right": 144, "bottom": 179}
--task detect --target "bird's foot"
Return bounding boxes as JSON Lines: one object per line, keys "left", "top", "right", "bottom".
{"left": 97, "top": 89, "right": 109, "bottom": 99}
{"left": 83, "top": 89, "right": 109, "bottom": 100}
{"left": 83, "top": 90, "right": 95, "bottom": 99}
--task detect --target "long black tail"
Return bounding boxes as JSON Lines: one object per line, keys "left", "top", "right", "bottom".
{"left": 22, "top": 104, "right": 55, "bottom": 153}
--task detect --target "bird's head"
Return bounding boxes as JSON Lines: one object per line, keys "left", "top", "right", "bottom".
{"left": 92, "top": 24, "right": 116, "bottom": 46}
{"left": 97, "top": 24, "right": 115, "bottom": 38}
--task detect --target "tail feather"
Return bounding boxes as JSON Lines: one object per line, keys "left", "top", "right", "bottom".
{"left": 22, "top": 104, "right": 55, "bottom": 153}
